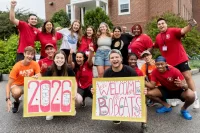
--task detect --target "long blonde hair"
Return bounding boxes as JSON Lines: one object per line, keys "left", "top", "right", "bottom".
{"left": 97, "top": 22, "right": 111, "bottom": 38}
{"left": 68, "top": 20, "right": 82, "bottom": 44}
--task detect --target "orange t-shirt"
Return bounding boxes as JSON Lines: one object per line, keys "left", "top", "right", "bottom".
{"left": 141, "top": 63, "right": 156, "bottom": 81}
{"left": 9, "top": 61, "right": 41, "bottom": 86}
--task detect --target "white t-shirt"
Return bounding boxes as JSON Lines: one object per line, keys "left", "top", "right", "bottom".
{"left": 58, "top": 28, "right": 78, "bottom": 52}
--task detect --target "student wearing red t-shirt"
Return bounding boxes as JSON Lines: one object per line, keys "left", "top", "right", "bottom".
{"left": 9, "top": 0, "right": 40, "bottom": 62}
{"left": 78, "top": 26, "right": 97, "bottom": 55}
{"left": 127, "top": 53, "right": 143, "bottom": 76}
{"left": 38, "top": 43, "right": 55, "bottom": 75}
{"left": 154, "top": 18, "right": 199, "bottom": 109}
{"left": 37, "top": 21, "right": 62, "bottom": 59}
{"left": 70, "top": 47, "right": 94, "bottom": 107}
{"left": 145, "top": 56, "right": 195, "bottom": 120}
{"left": 6, "top": 46, "right": 41, "bottom": 113}
{"left": 128, "top": 24, "right": 153, "bottom": 68}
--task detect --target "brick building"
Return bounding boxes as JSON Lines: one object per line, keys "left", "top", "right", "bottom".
{"left": 193, "top": 0, "right": 200, "bottom": 31}
{"left": 45, "top": 0, "right": 193, "bottom": 31}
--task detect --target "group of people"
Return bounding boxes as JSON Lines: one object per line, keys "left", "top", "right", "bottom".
{"left": 5, "top": 0, "right": 199, "bottom": 124}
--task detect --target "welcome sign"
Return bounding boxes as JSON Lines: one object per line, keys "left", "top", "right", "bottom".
{"left": 23, "top": 77, "right": 76, "bottom": 117}
{"left": 92, "top": 77, "right": 146, "bottom": 122}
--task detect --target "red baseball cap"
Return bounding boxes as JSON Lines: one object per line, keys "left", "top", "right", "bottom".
{"left": 45, "top": 43, "right": 54, "bottom": 49}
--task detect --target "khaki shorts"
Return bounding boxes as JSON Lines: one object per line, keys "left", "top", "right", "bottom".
{"left": 11, "top": 85, "right": 24, "bottom": 94}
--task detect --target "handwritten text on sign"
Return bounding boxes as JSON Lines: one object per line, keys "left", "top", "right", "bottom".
{"left": 24, "top": 79, "right": 75, "bottom": 117}
{"left": 95, "top": 80, "right": 142, "bottom": 118}
{"left": 92, "top": 77, "right": 147, "bottom": 122}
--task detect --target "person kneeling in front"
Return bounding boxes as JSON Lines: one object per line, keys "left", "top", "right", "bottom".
{"left": 145, "top": 56, "right": 195, "bottom": 120}
{"left": 6, "top": 46, "right": 41, "bottom": 113}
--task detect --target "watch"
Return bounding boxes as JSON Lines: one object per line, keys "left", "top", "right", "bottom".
{"left": 6, "top": 98, "right": 10, "bottom": 101}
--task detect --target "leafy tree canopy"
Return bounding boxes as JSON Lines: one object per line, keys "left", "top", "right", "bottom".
{"left": 84, "top": 7, "right": 113, "bottom": 31}
{"left": 145, "top": 12, "right": 200, "bottom": 58}
{"left": 51, "top": 9, "right": 70, "bottom": 28}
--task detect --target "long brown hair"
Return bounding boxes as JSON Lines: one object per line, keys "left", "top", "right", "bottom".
{"left": 51, "top": 50, "right": 68, "bottom": 76}
{"left": 83, "top": 26, "right": 97, "bottom": 46}
{"left": 68, "top": 20, "right": 82, "bottom": 44}
{"left": 41, "top": 20, "right": 55, "bottom": 35}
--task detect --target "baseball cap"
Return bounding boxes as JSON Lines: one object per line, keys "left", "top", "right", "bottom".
{"left": 140, "top": 50, "right": 151, "bottom": 57}
{"left": 45, "top": 43, "right": 54, "bottom": 49}
{"left": 155, "top": 56, "right": 166, "bottom": 62}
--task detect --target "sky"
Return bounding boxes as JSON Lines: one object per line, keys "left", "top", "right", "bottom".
{"left": 0, "top": 0, "right": 45, "bottom": 19}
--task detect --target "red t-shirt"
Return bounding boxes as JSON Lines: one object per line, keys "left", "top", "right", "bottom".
{"left": 78, "top": 36, "right": 97, "bottom": 53}
{"left": 17, "top": 21, "right": 40, "bottom": 53}
{"left": 151, "top": 66, "right": 184, "bottom": 91}
{"left": 37, "top": 32, "right": 62, "bottom": 58}
{"left": 134, "top": 67, "right": 143, "bottom": 76}
{"left": 76, "top": 61, "right": 93, "bottom": 89}
{"left": 128, "top": 34, "right": 153, "bottom": 58}
{"left": 38, "top": 57, "right": 53, "bottom": 75}
{"left": 154, "top": 28, "right": 188, "bottom": 66}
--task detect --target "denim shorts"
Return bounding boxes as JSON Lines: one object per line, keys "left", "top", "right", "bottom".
{"left": 94, "top": 49, "right": 111, "bottom": 66}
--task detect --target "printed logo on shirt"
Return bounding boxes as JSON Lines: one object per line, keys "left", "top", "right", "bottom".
{"left": 82, "top": 67, "right": 86, "bottom": 71}
{"left": 19, "top": 69, "right": 34, "bottom": 77}
{"left": 136, "top": 38, "right": 140, "bottom": 41}
{"left": 52, "top": 37, "right": 56, "bottom": 40}
{"left": 34, "top": 31, "right": 38, "bottom": 34}
{"left": 167, "top": 77, "right": 173, "bottom": 82}
{"left": 67, "top": 35, "right": 77, "bottom": 44}
{"left": 166, "top": 34, "right": 170, "bottom": 39}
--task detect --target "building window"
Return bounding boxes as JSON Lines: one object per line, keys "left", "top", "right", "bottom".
{"left": 118, "top": 0, "right": 130, "bottom": 15}
{"left": 66, "top": 4, "right": 71, "bottom": 20}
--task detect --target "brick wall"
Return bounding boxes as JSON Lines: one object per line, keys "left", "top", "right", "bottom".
{"left": 45, "top": 0, "right": 70, "bottom": 20}
{"left": 193, "top": 0, "right": 200, "bottom": 31}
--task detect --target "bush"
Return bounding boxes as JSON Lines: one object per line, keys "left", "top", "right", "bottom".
{"left": 145, "top": 13, "right": 200, "bottom": 58}
{"left": 0, "top": 34, "right": 18, "bottom": 74}
{"left": 51, "top": 10, "right": 70, "bottom": 28}
{"left": 84, "top": 7, "right": 113, "bottom": 31}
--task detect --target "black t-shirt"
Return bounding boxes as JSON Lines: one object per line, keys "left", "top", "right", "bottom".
{"left": 44, "top": 68, "right": 75, "bottom": 76}
{"left": 111, "top": 33, "right": 133, "bottom": 65}
{"left": 103, "top": 65, "right": 138, "bottom": 77}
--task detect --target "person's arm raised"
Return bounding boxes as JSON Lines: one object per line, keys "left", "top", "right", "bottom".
{"left": 181, "top": 19, "right": 197, "bottom": 35}
{"left": 9, "top": 0, "right": 19, "bottom": 26}
{"left": 88, "top": 47, "right": 94, "bottom": 66}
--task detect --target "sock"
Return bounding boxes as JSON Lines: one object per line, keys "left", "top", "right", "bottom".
{"left": 194, "top": 91, "right": 198, "bottom": 100}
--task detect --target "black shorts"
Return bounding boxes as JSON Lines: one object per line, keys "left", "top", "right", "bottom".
{"left": 16, "top": 53, "right": 36, "bottom": 63}
{"left": 61, "top": 49, "right": 76, "bottom": 62}
{"left": 174, "top": 61, "right": 191, "bottom": 72}
{"left": 78, "top": 85, "right": 93, "bottom": 101}
{"left": 158, "top": 86, "right": 185, "bottom": 102}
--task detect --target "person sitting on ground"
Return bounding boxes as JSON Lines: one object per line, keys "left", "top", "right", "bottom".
{"left": 68, "top": 46, "right": 94, "bottom": 107}
{"left": 38, "top": 43, "right": 56, "bottom": 75}
{"left": 6, "top": 46, "right": 41, "bottom": 113}
{"left": 92, "top": 49, "right": 138, "bottom": 124}
{"left": 44, "top": 50, "right": 82, "bottom": 120}
{"left": 145, "top": 56, "right": 195, "bottom": 120}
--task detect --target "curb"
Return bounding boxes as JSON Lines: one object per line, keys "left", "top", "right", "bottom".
{"left": 191, "top": 69, "right": 200, "bottom": 75}
{"left": 1, "top": 69, "right": 200, "bottom": 81}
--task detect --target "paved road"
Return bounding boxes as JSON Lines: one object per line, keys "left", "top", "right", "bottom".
{"left": 0, "top": 74, "right": 200, "bottom": 133}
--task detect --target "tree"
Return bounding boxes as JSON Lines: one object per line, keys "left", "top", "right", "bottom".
{"left": 84, "top": 7, "right": 113, "bottom": 31}
{"left": 145, "top": 12, "right": 200, "bottom": 58}
{"left": 0, "top": 9, "right": 43, "bottom": 40}
{"left": 51, "top": 9, "right": 70, "bottom": 28}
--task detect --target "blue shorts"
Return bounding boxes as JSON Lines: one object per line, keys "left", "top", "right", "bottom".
{"left": 94, "top": 49, "right": 111, "bottom": 66}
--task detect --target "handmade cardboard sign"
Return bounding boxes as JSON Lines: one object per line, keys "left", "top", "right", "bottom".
{"left": 23, "top": 77, "right": 76, "bottom": 117}
{"left": 92, "top": 77, "right": 146, "bottom": 122}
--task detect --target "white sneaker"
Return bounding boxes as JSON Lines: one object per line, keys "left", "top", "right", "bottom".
{"left": 193, "top": 98, "right": 200, "bottom": 109}
{"left": 169, "top": 99, "right": 180, "bottom": 107}
{"left": 19, "top": 95, "right": 23, "bottom": 101}
{"left": 46, "top": 116, "right": 54, "bottom": 120}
